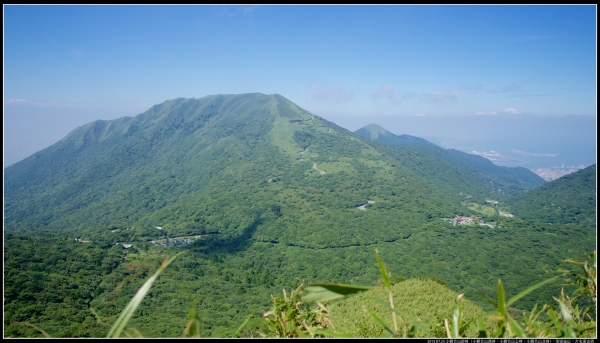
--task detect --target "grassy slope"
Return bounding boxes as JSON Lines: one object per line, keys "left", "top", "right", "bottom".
{"left": 328, "top": 278, "right": 484, "bottom": 337}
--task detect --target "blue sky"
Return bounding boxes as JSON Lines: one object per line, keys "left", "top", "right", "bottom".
{"left": 3, "top": 5, "right": 597, "bottom": 168}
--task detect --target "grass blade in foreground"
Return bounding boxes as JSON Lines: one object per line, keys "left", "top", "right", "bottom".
{"left": 507, "top": 276, "right": 559, "bottom": 307}
{"left": 451, "top": 306, "right": 462, "bottom": 337}
{"left": 232, "top": 314, "right": 253, "bottom": 337}
{"left": 375, "top": 248, "right": 391, "bottom": 290}
{"left": 375, "top": 248, "right": 399, "bottom": 333}
{"left": 366, "top": 310, "right": 394, "bottom": 335}
{"left": 301, "top": 283, "right": 372, "bottom": 302}
{"left": 107, "top": 252, "right": 182, "bottom": 338}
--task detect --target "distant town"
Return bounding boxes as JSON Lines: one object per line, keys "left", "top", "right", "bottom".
{"left": 530, "top": 164, "right": 590, "bottom": 181}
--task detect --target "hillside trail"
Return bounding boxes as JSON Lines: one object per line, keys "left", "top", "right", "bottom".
{"left": 312, "top": 162, "right": 326, "bottom": 174}
{"left": 299, "top": 145, "right": 325, "bottom": 174}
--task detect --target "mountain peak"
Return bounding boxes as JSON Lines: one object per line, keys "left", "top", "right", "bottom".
{"left": 357, "top": 123, "right": 394, "bottom": 140}
{"left": 356, "top": 124, "right": 441, "bottom": 147}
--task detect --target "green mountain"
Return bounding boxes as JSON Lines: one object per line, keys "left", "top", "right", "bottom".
{"left": 355, "top": 123, "right": 546, "bottom": 197}
{"left": 3, "top": 94, "right": 595, "bottom": 337}
{"left": 354, "top": 123, "right": 436, "bottom": 146}
{"left": 4, "top": 94, "right": 482, "bottom": 246}
{"left": 505, "top": 164, "right": 596, "bottom": 228}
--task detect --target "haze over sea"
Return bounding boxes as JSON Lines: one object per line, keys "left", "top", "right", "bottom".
{"left": 337, "top": 113, "right": 596, "bottom": 171}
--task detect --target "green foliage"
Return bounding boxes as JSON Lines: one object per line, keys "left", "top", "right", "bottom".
{"left": 5, "top": 215, "right": 594, "bottom": 338}
{"left": 3, "top": 231, "right": 126, "bottom": 337}
{"left": 506, "top": 164, "right": 596, "bottom": 228}
{"left": 561, "top": 250, "right": 597, "bottom": 304}
{"left": 328, "top": 278, "right": 484, "bottom": 337}
{"left": 260, "top": 285, "right": 330, "bottom": 338}
{"left": 469, "top": 277, "right": 557, "bottom": 338}
{"left": 301, "top": 283, "right": 372, "bottom": 302}
{"left": 287, "top": 250, "right": 596, "bottom": 339}
{"left": 465, "top": 251, "right": 597, "bottom": 338}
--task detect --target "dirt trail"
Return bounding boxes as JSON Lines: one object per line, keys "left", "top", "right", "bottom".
{"left": 312, "top": 163, "right": 326, "bottom": 174}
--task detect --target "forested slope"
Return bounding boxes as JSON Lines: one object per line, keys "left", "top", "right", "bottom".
{"left": 505, "top": 164, "right": 596, "bottom": 227}
{"left": 355, "top": 123, "right": 546, "bottom": 197}
{"left": 5, "top": 94, "right": 485, "bottom": 247}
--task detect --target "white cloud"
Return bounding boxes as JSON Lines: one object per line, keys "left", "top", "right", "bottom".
{"left": 503, "top": 108, "right": 519, "bottom": 114}
{"left": 218, "top": 5, "right": 256, "bottom": 17}
{"left": 410, "top": 83, "right": 520, "bottom": 105}
{"left": 4, "top": 98, "right": 72, "bottom": 107}
{"left": 310, "top": 83, "right": 354, "bottom": 105}
{"left": 372, "top": 85, "right": 402, "bottom": 104}
{"left": 428, "top": 84, "right": 520, "bottom": 97}
{"left": 424, "top": 92, "right": 457, "bottom": 104}
{"left": 470, "top": 150, "right": 524, "bottom": 164}
{"left": 508, "top": 149, "right": 559, "bottom": 157}
{"left": 370, "top": 83, "right": 521, "bottom": 108}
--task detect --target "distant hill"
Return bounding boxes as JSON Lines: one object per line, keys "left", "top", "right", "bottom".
{"left": 355, "top": 123, "right": 436, "bottom": 147}
{"left": 355, "top": 123, "right": 546, "bottom": 197}
{"left": 505, "top": 164, "right": 596, "bottom": 227}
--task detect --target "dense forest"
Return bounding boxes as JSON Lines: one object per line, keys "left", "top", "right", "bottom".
{"left": 3, "top": 94, "right": 596, "bottom": 337}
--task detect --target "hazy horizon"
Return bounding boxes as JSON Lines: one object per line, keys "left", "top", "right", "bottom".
{"left": 4, "top": 5, "right": 596, "bottom": 171}
{"left": 3, "top": 99, "right": 595, "bottom": 172}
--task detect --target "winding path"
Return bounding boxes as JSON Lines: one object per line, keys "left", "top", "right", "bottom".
{"left": 312, "top": 163, "right": 326, "bottom": 174}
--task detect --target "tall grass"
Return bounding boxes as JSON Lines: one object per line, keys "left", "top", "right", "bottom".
{"left": 297, "top": 249, "right": 597, "bottom": 339}
{"left": 12, "top": 249, "right": 594, "bottom": 338}
{"left": 101, "top": 249, "right": 595, "bottom": 338}
{"left": 106, "top": 252, "right": 182, "bottom": 338}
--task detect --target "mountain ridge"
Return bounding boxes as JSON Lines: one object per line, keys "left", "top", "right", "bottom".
{"left": 354, "top": 123, "right": 545, "bottom": 196}
{"left": 5, "top": 94, "right": 480, "bottom": 247}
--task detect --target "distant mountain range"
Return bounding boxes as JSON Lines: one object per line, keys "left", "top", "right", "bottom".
{"left": 354, "top": 123, "right": 546, "bottom": 197}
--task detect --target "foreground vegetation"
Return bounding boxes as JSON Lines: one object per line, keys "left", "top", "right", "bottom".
{"left": 258, "top": 249, "right": 597, "bottom": 338}
{"left": 6, "top": 245, "right": 595, "bottom": 338}
{"left": 5, "top": 206, "right": 594, "bottom": 338}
